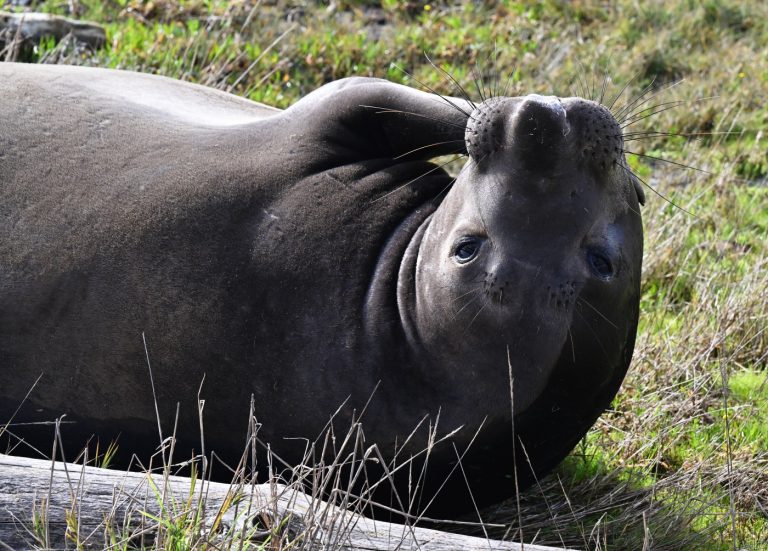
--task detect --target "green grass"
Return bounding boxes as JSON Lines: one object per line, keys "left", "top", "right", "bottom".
{"left": 3, "top": 0, "right": 767, "bottom": 549}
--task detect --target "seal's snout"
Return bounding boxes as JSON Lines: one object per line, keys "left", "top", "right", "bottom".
{"left": 513, "top": 94, "right": 569, "bottom": 146}
{"left": 510, "top": 95, "right": 570, "bottom": 170}
{"left": 465, "top": 94, "right": 571, "bottom": 168}
{"left": 465, "top": 94, "right": 627, "bottom": 181}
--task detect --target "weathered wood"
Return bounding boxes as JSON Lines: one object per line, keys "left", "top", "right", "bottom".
{"left": 0, "top": 454, "right": 574, "bottom": 550}
{"left": 0, "top": 11, "right": 106, "bottom": 50}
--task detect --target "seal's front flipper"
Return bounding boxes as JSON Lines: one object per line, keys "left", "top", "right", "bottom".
{"left": 284, "top": 77, "right": 472, "bottom": 162}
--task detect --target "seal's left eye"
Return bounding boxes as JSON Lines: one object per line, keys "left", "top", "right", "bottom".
{"left": 453, "top": 237, "right": 482, "bottom": 264}
{"left": 587, "top": 250, "right": 614, "bottom": 279}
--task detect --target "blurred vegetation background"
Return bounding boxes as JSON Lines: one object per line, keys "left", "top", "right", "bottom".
{"left": 1, "top": 1, "right": 766, "bottom": 549}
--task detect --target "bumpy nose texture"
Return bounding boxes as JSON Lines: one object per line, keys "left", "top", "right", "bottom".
{"left": 465, "top": 97, "right": 506, "bottom": 161}
{"left": 464, "top": 95, "right": 626, "bottom": 171}
{"left": 565, "top": 99, "right": 624, "bottom": 172}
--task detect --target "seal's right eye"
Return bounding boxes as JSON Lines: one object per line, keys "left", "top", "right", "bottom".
{"left": 453, "top": 237, "right": 483, "bottom": 264}
{"left": 587, "top": 249, "right": 614, "bottom": 280}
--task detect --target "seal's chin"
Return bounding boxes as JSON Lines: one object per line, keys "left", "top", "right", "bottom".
{"left": 504, "top": 323, "right": 572, "bottom": 414}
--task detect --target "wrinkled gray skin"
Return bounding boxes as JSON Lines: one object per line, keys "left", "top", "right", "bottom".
{"left": 0, "top": 63, "right": 643, "bottom": 517}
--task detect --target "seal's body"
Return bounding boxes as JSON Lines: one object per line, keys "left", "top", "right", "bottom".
{"left": 0, "top": 63, "right": 643, "bottom": 515}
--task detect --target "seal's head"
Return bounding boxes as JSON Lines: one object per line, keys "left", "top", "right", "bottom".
{"left": 409, "top": 94, "right": 643, "bottom": 419}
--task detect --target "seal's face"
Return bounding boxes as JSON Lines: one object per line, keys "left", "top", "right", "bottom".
{"left": 414, "top": 94, "right": 643, "bottom": 414}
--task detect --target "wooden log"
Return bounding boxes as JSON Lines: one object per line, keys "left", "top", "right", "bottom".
{"left": 0, "top": 11, "right": 106, "bottom": 50}
{"left": 0, "top": 454, "right": 575, "bottom": 550}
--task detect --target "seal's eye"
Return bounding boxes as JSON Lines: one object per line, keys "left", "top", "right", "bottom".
{"left": 587, "top": 250, "right": 614, "bottom": 279}
{"left": 453, "top": 237, "right": 483, "bottom": 264}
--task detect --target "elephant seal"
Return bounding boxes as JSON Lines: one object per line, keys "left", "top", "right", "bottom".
{"left": 0, "top": 63, "right": 643, "bottom": 517}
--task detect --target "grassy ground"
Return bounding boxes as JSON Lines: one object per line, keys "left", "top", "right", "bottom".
{"left": 2, "top": 0, "right": 766, "bottom": 549}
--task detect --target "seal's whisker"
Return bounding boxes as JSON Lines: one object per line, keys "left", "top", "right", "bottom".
{"left": 582, "top": 60, "right": 597, "bottom": 102}
{"left": 464, "top": 298, "right": 489, "bottom": 334}
{"left": 620, "top": 103, "right": 686, "bottom": 128}
{"left": 478, "top": 48, "right": 497, "bottom": 101}
{"left": 370, "top": 155, "right": 463, "bottom": 203}
{"left": 447, "top": 287, "right": 484, "bottom": 309}
{"left": 490, "top": 40, "right": 503, "bottom": 99}
{"left": 450, "top": 287, "right": 483, "bottom": 305}
{"left": 392, "top": 140, "right": 465, "bottom": 160}
{"left": 595, "top": 74, "right": 604, "bottom": 103}
{"left": 599, "top": 58, "right": 614, "bottom": 106}
{"left": 471, "top": 148, "right": 494, "bottom": 171}
{"left": 584, "top": 63, "right": 594, "bottom": 101}
{"left": 616, "top": 79, "right": 685, "bottom": 122}
{"left": 573, "top": 62, "right": 591, "bottom": 101}
{"left": 607, "top": 70, "right": 641, "bottom": 111}
{"left": 622, "top": 150, "right": 712, "bottom": 175}
{"left": 627, "top": 198, "right": 643, "bottom": 216}
{"left": 470, "top": 58, "right": 487, "bottom": 103}
{"left": 615, "top": 162, "right": 697, "bottom": 217}
{"left": 392, "top": 61, "right": 475, "bottom": 119}
{"left": 430, "top": 155, "right": 466, "bottom": 201}
{"left": 568, "top": 75, "right": 581, "bottom": 99}
{"left": 501, "top": 65, "right": 518, "bottom": 98}
{"left": 573, "top": 306, "right": 611, "bottom": 363}
{"left": 453, "top": 293, "right": 483, "bottom": 320}
{"left": 572, "top": 61, "right": 588, "bottom": 100}
{"left": 612, "top": 77, "right": 657, "bottom": 121}
{"left": 435, "top": 271, "right": 484, "bottom": 292}
{"left": 619, "top": 98, "right": 688, "bottom": 125}
{"left": 582, "top": 60, "right": 600, "bottom": 101}
{"left": 621, "top": 95, "right": 719, "bottom": 128}
{"left": 362, "top": 105, "right": 468, "bottom": 130}
{"left": 567, "top": 327, "right": 576, "bottom": 363}
{"left": 423, "top": 52, "right": 477, "bottom": 110}
{"left": 576, "top": 296, "right": 619, "bottom": 330}
{"left": 435, "top": 174, "right": 458, "bottom": 201}
{"left": 621, "top": 130, "right": 735, "bottom": 141}
{"left": 485, "top": 41, "right": 497, "bottom": 98}
{"left": 598, "top": 69, "right": 608, "bottom": 106}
